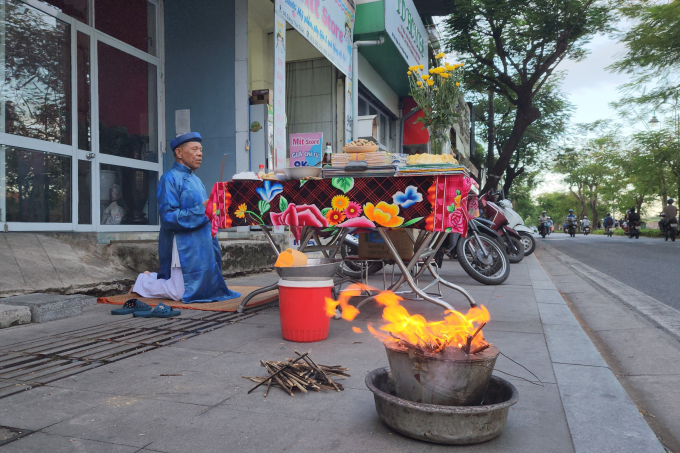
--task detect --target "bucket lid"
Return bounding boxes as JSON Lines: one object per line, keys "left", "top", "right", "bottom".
{"left": 278, "top": 279, "right": 335, "bottom": 288}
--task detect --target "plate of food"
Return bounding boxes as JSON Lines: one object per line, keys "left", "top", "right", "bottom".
{"left": 343, "top": 139, "right": 379, "bottom": 154}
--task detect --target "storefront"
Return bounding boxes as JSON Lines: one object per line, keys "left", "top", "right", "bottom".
{"left": 1, "top": 0, "right": 162, "bottom": 232}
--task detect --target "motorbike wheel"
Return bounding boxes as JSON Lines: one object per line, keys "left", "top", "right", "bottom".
{"left": 541, "top": 231, "right": 546, "bottom": 238}
{"left": 505, "top": 236, "right": 524, "bottom": 263}
{"left": 671, "top": 230, "right": 676, "bottom": 241}
{"left": 519, "top": 232, "right": 536, "bottom": 256}
{"left": 456, "top": 233, "right": 510, "bottom": 285}
{"left": 635, "top": 232, "right": 640, "bottom": 239}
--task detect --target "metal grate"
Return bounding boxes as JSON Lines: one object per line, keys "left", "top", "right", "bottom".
{"left": 0, "top": 307, "right": 267, "bottom": 400}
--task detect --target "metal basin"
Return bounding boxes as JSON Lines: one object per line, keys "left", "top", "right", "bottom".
{"left": 384, "top": 342, "right": 499, "bottom": 406}
{"left": 365, "top": 367, "right": 518, "bottom": 445}
{"left": 275, "top": 258, "right": 341, "bottom": 281}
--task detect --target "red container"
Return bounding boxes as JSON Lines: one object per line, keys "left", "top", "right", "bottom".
{"left": 278, "top": 279, "right": 333, "bottom": 342}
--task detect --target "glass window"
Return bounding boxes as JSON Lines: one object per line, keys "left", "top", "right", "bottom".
{"left": 95, "top": 0, "right": 157, "bottom": 55}
{"left": 368, "top": 105, "right": 378, "bottom": 116}
{"left": 358, "top": 97, "right": 368, "bottom": 116}
{"left": 38, "top": 0, "right": 88, "bottom": 23}
{"left": 4, "top": 147, "right": 71, "bottom": 223}
{"left": 380, "top": 114, "right": 387, "bottom": 146}
{"left": 98, "top": 42, "right": 158, "bottom": 163}
{"left": 2, "top": 0, "right": 71, "bottom": 144}
{"left": 100, "top": 163, "right": 158, "bottom": 225}
{"left": 78, "top": 160, "right": 91, "bottom": 224}
{"left": 77, "top": 32, "right": 91, "bottom": 150}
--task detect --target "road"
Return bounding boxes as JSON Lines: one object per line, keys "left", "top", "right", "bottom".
{"left": 539, "top": 231, "right": 680, "bottom": 310}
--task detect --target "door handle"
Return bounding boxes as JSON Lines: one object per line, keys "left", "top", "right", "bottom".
{"left": 86, "top": 152, "right": 95, "bottom": 160}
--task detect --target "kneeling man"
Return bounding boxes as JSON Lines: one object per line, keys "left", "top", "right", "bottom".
{"left": 133, "top": 132, "right": 240, "bottom": 303}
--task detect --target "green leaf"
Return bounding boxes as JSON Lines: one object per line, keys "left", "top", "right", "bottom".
{"left": 456, "top": 189, "right": 461, "bottom": 196}
{"left": 279, "top": 196, "right": 288, "bottom": 212}
{"left": 332, "top": 177, "right": 354, "bottom": 194}
{"left": 321, "top": 227, "right": 338, "bottom": 232}
{"left": 445, "top": 227, "right": 452, "bottom": 233}
{"left": 300, "top": 180, "right": 308, "bottom": 187}
{"left": 258, "top": 200, "right": 270, "bottom": 215}
{"left": 447, "top": 203, "right": 456, "bottom": 213}
{"left": 399, "top": 217, "right": 424, "bottom": 228}
{"left": 321, "top": 208, "right": 332, "bottom": 216}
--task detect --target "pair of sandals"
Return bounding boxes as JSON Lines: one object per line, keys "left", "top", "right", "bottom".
{"left": 111, "top": 299, "right": 181, "bottom": 318}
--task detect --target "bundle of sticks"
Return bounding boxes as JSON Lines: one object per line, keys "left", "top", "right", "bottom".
{"left": 389, "top": 322, "right": 490, "bottom": 355}
{"left": 243, "top": 351, "right": 349, "bottom": 397}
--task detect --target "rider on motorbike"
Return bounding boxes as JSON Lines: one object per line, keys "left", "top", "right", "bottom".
{"left": 604, "top": 213, "right": 614, "bottom": 227}
{"left": 660, "top": 199, "right": 678, "bottom": 232}
{"left": 581, "top": 215, "right": 590, "bottom": 230}
{"left": 566, "top": 210, "right": 577, "bottom": 235}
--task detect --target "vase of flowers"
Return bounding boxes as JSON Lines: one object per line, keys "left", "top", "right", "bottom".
{"left": 407, "top": 54, "right": 464, "bottom": 155}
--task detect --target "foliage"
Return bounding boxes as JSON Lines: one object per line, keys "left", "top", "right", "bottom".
{"left": 443, "top": 0, "right": 617, "bottom": 191}
{"left": 608, "top": 0, "right": 680, "bottom": 110}
{"left": 406, "top": 56, "right": 465, "bottom": 154}
{"left": 535, "top": 191, "right": 575, "bottom": 224}
{"left": 472, "top": 76, "right": 573, "bottom": 192}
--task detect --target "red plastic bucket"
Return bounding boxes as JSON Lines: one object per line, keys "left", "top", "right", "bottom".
{"left": 278, "top": 279, "right": 333, "bottom": 342}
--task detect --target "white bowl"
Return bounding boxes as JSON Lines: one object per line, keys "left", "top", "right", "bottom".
{"left": 284, "top": 167, "right": 322, "bottom": 179}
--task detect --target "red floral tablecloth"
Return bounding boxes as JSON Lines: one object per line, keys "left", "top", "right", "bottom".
{"left": 207, "top": 175, "right": 472, "bottom": 237}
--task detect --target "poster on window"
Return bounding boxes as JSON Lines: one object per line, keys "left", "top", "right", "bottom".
{"left": 273, "top": 12, "right": 287, "bottom": 170}
{"left": 275, "top": 0, "right": 355, "bottom": 77}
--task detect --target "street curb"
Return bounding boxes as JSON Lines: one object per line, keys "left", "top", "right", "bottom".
{"left": 537, "top": 241, "right": 680, "bottom": 343}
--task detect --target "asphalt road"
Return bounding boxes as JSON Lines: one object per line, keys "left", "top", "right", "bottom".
{"left": 539, "top": 231, "right": 680, "bottom": 310}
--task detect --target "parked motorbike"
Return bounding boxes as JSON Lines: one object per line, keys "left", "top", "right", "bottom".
{"left": 662, "top": 215, "right": 677, "bottom": 242}
{"left": 496, "top": 199, "right": 536, "bottom": 256}
{"left": 477, "top": 191, "right": 524, "bottom": 263}
{"left": 435, "top": 218, "right": 511, "bottom": 285}
{"left": 566, "top": 219, "right": 577, "bottom": 237}
{"left": 583, "top": 225, "right": 591, "bottom": 236}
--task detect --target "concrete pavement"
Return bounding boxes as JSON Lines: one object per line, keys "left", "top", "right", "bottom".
{"left": 0, "top": 254, "right": 665, "bottom": 452}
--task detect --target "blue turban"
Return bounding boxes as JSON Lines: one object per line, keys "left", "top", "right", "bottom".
{"left": 170, "top": 132, "right": 202, "bottom": 152}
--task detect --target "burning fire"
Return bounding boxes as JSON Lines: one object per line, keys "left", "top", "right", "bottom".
{"left": 326, "top": 284, "right": 491, "bottom": 354}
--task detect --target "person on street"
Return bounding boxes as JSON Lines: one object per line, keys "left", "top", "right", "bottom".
{"left": 538, "top": 211, "right": 549, "bottom": 235}
{"left": 131, "top": 132, "right": 241, "bottom": 303}
{"left": 581, "top": 215, "right": 591, "bottom": 230}
{"left": 604, "top": 213, "right": 614, "bottom": 232}
{"left": 659, "top": 199, "right": 678, "bottom": 232}
{"left": 547, "top": 217, "right": 554, "bottom": 232}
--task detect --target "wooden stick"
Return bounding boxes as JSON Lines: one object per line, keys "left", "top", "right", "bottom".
{"left": 247, "top": 353, "right": 308, "bottom": 394}
{"left": 464, "top": 335, "right": 473, "bottom": 354}
{"left": 263, "top": 361, "right": 294, "bottom": 397}
{"left": 264, "top": 376, "right": 273, "bottom": 397}
{"left": 470, "top": 343, "right": 491, "bottom": 355}
{"left": 295, "top": 350, "right": 341, "bottom": 392}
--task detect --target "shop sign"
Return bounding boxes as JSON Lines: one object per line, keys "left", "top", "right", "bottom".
{"left": 275, "top": 0, "right": 355, "bottom": 77}
{"left": 290, "top": 132, "right": 323, "bottom": 167}
{"left": 273, "top": 12, "right": 287, "bottom": 169}
{"left": 385, "top": 0, "right": 428, "bottom": 69}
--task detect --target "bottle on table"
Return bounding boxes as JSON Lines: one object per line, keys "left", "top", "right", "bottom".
{"left": 258, "top": 164, "right": 265, "bottom": 179}
{"left": 323, "top": 142, "right": 333, "bottom": 166}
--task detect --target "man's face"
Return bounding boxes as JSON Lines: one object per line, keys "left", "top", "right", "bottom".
{"left": 176, "top": 142, "right": 203, "bottom": 171}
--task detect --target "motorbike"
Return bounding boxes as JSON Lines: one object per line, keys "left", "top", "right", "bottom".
{"left": 662, "top": 215, "right": 677, "bottom": 242}
{"left": 538, "top": 221, "right": 550, "bottom": 238}
{"left": 477, "top": 190, "right": 525, "bottom": 263}
{"left": 604, "top": 224, "right": 614, "bottom": 237}
{"left": 583, "top": 225, "right": 591, "bottom": 236}
{"left": 435, "top": 217, "right": 511, "bottom": 285}
{"left": 566, "top": 218, "right": 577, "bottom": 237}
{"left": 627, "top": 221, "right": 641, "bottom": 239}
{"left": 496, "top": 199, "right": 536, "bottom": 256}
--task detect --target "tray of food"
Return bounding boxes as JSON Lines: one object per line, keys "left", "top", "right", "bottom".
{"left": 342, "top": 139, "right": 379, "bottom": 154}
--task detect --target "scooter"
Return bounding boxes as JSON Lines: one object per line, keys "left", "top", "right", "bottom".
{"left": 583, "top": 225, "right": 591, "bottom": 236}
{"left": 538, "top": 221, "right": 550, "bottom": 238}
{"left": 478, "top": 190, "right": 525, "bottom": 263}
{"left": 566, "top": 218, "right": 577, "bottom": 237}
{"left": 496, "top": 199, "right": 536, "bottom": 256}
{"left": 661, "top": 214, "right": 678, "bottom": 242}
{"left": 627, "top": 221, "right": 641, "bottom": 239}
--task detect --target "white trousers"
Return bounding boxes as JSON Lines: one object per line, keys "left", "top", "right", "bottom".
{"left": 132, "top": 267, "right": 185, "bottom": 301}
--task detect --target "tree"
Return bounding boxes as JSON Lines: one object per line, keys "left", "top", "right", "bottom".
{"left": 472, "top": 76, "right": 573, "bottom": 193}
{"left": 554, "top": 122, "right": 621, "bottom": 226}
{"left": 608, "top": 0, "right": 680, "bottom": 109}
{"left": 444, "top": 0, "right": 617, "bottom": 192}
{"left": 536, "top": 191, "right": 574, "bottom": 226}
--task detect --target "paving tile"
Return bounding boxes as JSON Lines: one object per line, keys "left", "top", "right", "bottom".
{"left": 1, "top": 432, "right": 138, "bottom": 453}
{"left": 543, "top": 323, "right": 609, "bottom": 367}
{"left": 553, "top": 363, "right": 664, "bottom": 453}
{"left": 537, "top": 303, "right": 580, "bottom": 326}
{"left": 533, "top": 289, "right": 566, "bottom": 305}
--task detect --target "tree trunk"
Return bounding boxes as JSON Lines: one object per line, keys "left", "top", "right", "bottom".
{"left": 483, "top": 101, "right": 541, "bottom": 193}
{"left": 486, "top": 89, "right": 495, "bottom": 182}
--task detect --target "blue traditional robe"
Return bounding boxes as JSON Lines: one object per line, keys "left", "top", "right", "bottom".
{"left": 157, "top": 162, "right": 240, "bottom": 303}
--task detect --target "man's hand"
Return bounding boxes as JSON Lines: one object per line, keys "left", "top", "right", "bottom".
{"left": 203, "top": 200, "right": 208, "bottom": 207}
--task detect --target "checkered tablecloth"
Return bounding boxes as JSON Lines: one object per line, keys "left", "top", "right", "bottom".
{"left": 207, "top": 175, "right": 472, "bottom": 236}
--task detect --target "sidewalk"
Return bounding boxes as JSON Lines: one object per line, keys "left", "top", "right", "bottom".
{"left": 0, "top": 255, "right": 664, "bottom": 452}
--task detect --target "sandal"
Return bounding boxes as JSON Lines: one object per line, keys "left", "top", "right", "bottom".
{"left": 133, "top": 303, "right": 181, "bottom": 318}
{"left": 111, "top": 299, "right": 152, "bottom": 315}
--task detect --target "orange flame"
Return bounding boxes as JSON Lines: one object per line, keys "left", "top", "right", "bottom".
{"left": 327, "top": 284, "right": 490, "bottom": 353}
{"left": 352, "top": 326, "right": 363, "bottom": 333}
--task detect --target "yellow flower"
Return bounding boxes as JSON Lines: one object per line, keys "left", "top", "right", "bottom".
{"left": 331, "top": 195, "right": 350, "bottom": 211}
{"left": 408, "top": 66, "right": 415, "bottom": 71}
{"left": 407, "top": 71, "right": 412, "bottom": 75}
{"left": 427, "top": 79, "right": 435, "bottom": 86}
{"left": 440, "top": 73, "right": 451, "bottom": 78}
{"left": 364, "top": 202, "right": 404, "bottom": 228}
{"left": 421, "top": 75, "right": 430, "bottom": 80}
{"left": 235, "top": 203, "right": 247, "bottom": 219}
{"left": 456, "top": 82, "right": 460, "bottom": 86}
{"left": 416, "top": 81, "right": 423, "bottom": 87}
{"left": 419, "top": 65, "right": 424, "bottom": 70}
{"left": 435, "top": 52, "right": 446, "bottom": 59}
{"left": 429, "top": 68, "right": 435, "bottom": 74}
